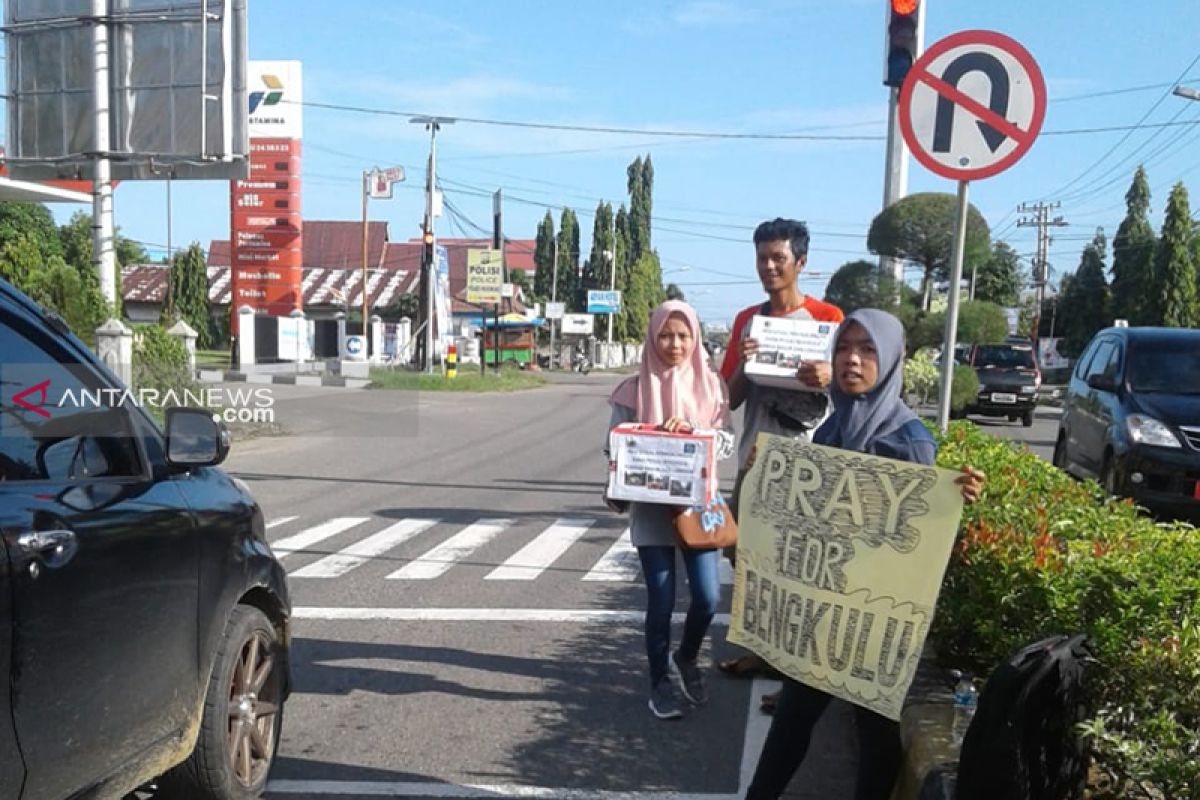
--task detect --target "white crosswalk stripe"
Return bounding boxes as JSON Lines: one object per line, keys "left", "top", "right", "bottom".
{"left": 267, "top": 514, "right": 732, "bottom": 585}
{"left": 387, "top": 519, "right": 515, "bottom": 580}
{"left": 272, "top": 517, "right": 370, "bottom": 560}
{"left": 582, "top": 528, "right": 639, "bottom": 582}
{"left": 485, "top": 518, "right": 595, "bottom": 581}
{"left": 289, "top": 518, "right": 439, "bottom": 578}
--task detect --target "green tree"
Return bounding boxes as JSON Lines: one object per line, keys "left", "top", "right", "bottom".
{"left": 60, "top": 210, "right": 94, "bottom": 271}
{"left": 622, "top": 252, "right": 665, "bottom": 342}
{"left": 665, "top": 283, "right": 686, "bottom": 301}
{"left": 166, "top": 243, "right": 215, "bottom": 348}
{"left": 1150, "top": 182, "right": 1198, "bottom": 327}
{"left": 973, "top": 241, "right": 1023, "bottom": 306}
{"left": 627, "top": 155, "right": 654, "bottom": 264}
{"left": 583, "top": 201, "right": 615, "bottom": 290}
{"left": 1059, "top": 229, "right": 1111, "bottom": 357}
{"left": 0, "top": 201, "right": 64, "bottom": 264}
{"left": 510, "top": 268, "right": 532, "bottom": 300}
{"left": 59, "top": 210, "right": 150, "bottom": 269}
{"left": 556, "top": 208, "right": 581, "bottom": 312}
{"left": 867, "top": 193, "right": 990, "bottom": 310}
{"left": 909, "top": 301, "right": 1008, "bottom": 351}
{"left": 116, "top": 236, "right": 150, "bottom": 267}
{"left": 823, "top": 260, "right": 900, "bottom": 313}
{"left": 0, "top": 233, "right": 45, "bottom": 293}
{"left": 25, "top": 258, "right": 110, "bottom": 339}
{"left": 532, "top": 211, "right": 555, "bottom": 302}
{"left": 1110, "top": 165, "right": 1157, "bottom": 325}
{"left": 381, "top": 292, "right": 419, "bottom": 321}
{"left": 613, "top": 205, "right": 634, "bottom": 340}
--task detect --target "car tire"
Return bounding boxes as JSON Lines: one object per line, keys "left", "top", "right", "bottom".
{"left": 1101, "top": 455, "right": 1120, "bottom": 497}
{"left": 160, "top": 605, "right": 285, "bottom": 799}
{"left": 1052, "top": 434, "right": 1068, "bottom": 470}
{"left": 1021, "top": 410, "right": 1034, "bottom": 427}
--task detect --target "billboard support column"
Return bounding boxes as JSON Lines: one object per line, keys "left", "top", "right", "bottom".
{"left": 91, "top": 0, "right": 117, "bottom": 306}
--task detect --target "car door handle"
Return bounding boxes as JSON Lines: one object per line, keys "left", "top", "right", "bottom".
{"left": 17, "top": 529, "right": 76, "bottom": 557}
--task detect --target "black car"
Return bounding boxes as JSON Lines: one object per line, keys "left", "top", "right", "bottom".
{"left": 1054, "top": 326, "right": 1200, "bottom": 522}
{"left": 962, "top": 342, "right": 1042, "bottom": 427}
{"left": 1, "top": 278, "right": 291, "bottom": 799}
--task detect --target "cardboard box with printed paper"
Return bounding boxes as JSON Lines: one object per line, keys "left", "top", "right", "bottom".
{"left": 606, "top": 423, "right": 717, "bottom": 507}
{"left": 744, "top": 315, "right": 838, "bottom": 391}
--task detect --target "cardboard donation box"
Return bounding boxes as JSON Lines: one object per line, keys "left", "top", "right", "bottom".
{"left": 744, "top": 315, "right": 838, "bottom": 391}
{"left": 607, "top": 423, "right": 717, "bottom": 507}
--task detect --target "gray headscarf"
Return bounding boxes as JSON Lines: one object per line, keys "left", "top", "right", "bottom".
{"left": 823, "top": 308, "right": 918, "bottom": 452}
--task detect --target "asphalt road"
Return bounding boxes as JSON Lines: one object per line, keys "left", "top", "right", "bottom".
{"left": 226, "top": 374, "right": 779, "bottom": 800}
{"left": 222, "top": 376, "right": 1063, "bottom": 800}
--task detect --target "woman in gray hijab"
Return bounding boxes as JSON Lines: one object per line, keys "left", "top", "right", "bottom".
{"left": 743, "top": 309, "right": 984, "bottom": 800}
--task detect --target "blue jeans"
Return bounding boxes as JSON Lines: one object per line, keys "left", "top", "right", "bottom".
{"left": 637, "top": 545, "right": 721, "bottom": 687}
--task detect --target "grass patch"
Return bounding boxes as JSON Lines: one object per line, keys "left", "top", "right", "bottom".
{"left": 368, "top": 366, "right": 548, "bottom": 392}
{"left": 196, "top": 348, "right": 231, "bottom": 369}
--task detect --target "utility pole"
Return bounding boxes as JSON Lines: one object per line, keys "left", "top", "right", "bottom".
{"left": 411, "top": 116, "right": 455, "bottom": 372}
{"left": 606, "top": 212, "right": 617, "bottom": 344}
{"left": 361, "top": 169, "right": 370, "bottom": 354}
{"left": 492, "top": 189, "right": 504, "bottom": 372}
{"left": 549, "top": 233, "right": 559, "bottom": 368}
{"left": 1017, "top": 201, "right": 1067, "bottom": 349}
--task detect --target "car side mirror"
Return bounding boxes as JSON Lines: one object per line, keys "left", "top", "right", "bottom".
{"left": 1086, "top": 374, "right": 1118, "bottom": 393}
{"left": 166, "top": 408, "right": 231, "bottom": 467}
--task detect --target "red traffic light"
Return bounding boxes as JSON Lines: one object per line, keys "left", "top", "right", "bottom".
{"left": 884, "top": 0, "right": 920, "bottom": 87}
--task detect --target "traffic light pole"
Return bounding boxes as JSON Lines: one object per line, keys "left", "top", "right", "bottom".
{"left": 879, "top": 0, "right": 925, "bottom": 289}
{"left": 880, "top": 86, "right": 909, "bottom": 287}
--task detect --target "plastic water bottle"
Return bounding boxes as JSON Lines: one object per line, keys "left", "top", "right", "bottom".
{"left": 951, "top": 672, "right": 978, "bottom": 747}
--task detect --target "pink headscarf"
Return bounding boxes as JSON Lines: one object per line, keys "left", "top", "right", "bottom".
{"left": 610, "top": 300, "right": 729, "bottom": 428}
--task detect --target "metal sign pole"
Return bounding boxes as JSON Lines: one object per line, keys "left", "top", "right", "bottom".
{"left": 936, "top": 179, "right": 970, "bottom": 433}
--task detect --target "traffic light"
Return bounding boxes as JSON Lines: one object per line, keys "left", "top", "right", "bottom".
{"left": 422, "top": 226, "right": 435, "bottom": 266}
{"left": 884, "top": 0, "right": 920, "bottom": 88}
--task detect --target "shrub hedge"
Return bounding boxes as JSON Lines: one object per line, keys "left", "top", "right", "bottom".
{"left": 932, "top": 421, "right": 1200, "bottom": 798}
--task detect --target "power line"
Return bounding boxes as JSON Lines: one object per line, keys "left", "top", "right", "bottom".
{"left": 1038, "top": 50, "right": 1200, "bottom": 200}
{"left": 1051, "top": 76, "right": 1200, "bottom": 104}
{"left": 291, "top": 100, "right": 886, "bottom": 141}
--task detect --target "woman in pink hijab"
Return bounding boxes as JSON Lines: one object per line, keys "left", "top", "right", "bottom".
{"left": 607, "top": 300, "right": 735, "bottom": 720}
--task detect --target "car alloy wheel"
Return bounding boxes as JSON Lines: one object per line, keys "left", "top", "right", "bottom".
{"left": 228, "top": 627, "right": 281, "bottom": 789}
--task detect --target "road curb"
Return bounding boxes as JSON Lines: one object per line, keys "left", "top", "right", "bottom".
{"left": 196, "top": 370, "right": 369, "bottom": 389}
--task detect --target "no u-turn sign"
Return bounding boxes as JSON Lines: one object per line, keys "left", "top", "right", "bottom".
{"left": 899, "top": 30, "right": 1046, "bottom": 182}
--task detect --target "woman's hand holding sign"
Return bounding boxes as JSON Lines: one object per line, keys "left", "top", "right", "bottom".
{"left": 955, "top": 466, "right": 986, "bottom": 504}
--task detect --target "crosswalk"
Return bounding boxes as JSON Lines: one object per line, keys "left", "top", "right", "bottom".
{"left": 267, "top": 515, "right": 736, "bottom": 585}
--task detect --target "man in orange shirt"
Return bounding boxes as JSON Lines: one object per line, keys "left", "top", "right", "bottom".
{"left": 720, "top": 218, "right": 845, "bottom": 469}
{"left": 718, "top": 218, "right": 845, "bottom": 696}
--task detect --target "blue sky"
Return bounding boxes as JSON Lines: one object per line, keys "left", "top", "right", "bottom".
{"left": 15, "top": 1, "right": 1200, "bottom": 327}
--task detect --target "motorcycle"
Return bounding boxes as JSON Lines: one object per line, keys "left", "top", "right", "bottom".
{"left": 572, "top": 350, "right": 592, "bottom": 375}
